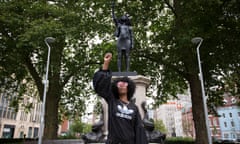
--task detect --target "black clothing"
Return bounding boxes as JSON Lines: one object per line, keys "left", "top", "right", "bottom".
{"left": 93, "top": 69, "right": 148, "bottom": 144}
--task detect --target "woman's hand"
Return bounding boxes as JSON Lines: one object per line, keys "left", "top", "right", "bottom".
{"left": 103, "top": 53, "right": 112, "bottom": 70}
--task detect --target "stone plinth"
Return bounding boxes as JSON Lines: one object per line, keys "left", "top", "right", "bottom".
{"left": 129, "top": 75, "right": 151, "bottom": 118}
{"left": 112, "top": 71, "right": 137, "bottom": 76}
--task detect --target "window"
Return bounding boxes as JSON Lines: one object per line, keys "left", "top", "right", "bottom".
{"left": 0, "top": 108, "right": 2, "bottom": 118}
{"left": 224, "top": 122, "right": 227, "bottom": 127}
{"left": 20, "top": 111, "right": 24, "bottom": 121}
{"left": 231, "top": 121, "right": 235, "bottom": 127}
{"left": 28, "top": 127, "right": 32, "bottom": 138}
{"left": 222, "top": 113, "right": 225, "bottom": 118}
{"left": 209, "top": 118, "right": 212, "bottom": 126}
{"left": 237, "top": 133, "right": 240, "bottom": 139}
{"left": 238, "top": 112, "right": 240, "bottom": 117}
{"left": 229, "top": 113, "right": 232, "bottom": 118}
{"left": 19, "top": 131, "right": 24, "bottom": 138}
{"left": 3, "top": 109, "right": 6, "bottom": 118}
{"left": 224, "top": 133, "right": 229, "bottom": 138}
{"left": 33, "top": 127, "right": 39, "bottom": 138}
{"left": 213, "top": 119, "right": 218, "bottom": 126}
{"left": 232, "top": 133, "right": 236, "bottom": 139}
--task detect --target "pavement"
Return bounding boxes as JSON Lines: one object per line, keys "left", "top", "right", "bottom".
{"left": 23, "top": 140, "right": 160, "bottom": 144}
{"left": 24, "top": 139, "right": 85, "bottom": 144}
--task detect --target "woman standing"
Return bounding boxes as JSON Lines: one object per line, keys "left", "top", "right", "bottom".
{"left": 93, "top": 53, "right": 148, "bottom": 144}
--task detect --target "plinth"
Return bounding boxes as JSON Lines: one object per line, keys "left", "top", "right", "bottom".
{"left": 112, "top": 71, "right": 137, "bottom": 76}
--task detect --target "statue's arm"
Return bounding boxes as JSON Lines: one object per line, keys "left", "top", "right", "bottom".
{"left": 129, "top": 27, "right": 134, "bottom": 49}
{"left": 112, "top": 1, "right": 118, "bottom": 26}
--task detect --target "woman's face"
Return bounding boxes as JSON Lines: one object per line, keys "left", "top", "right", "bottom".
{"left": 117, "top": 81, "right": 128, "bottom": 95}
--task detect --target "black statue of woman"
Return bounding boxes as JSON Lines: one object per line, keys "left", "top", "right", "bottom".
{"left": 112, "top": 1, "right": 134, "bottom": 72}
{"left": 141, "top": 101, "right": 166, "bottom": 143}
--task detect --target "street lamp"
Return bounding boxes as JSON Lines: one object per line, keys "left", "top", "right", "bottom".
{"left": 38, "top": 37, "right": 55, "bottom": 144}
{"left": 192, "top": 37, "right": 212, "bottom": 144}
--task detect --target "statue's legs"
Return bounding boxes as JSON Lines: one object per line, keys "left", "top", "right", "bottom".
{"left": 125, "top": 48, "right": 130, "bottom": 72}
{"left": 117, "top": 49, "right": 122, "bottom": 72}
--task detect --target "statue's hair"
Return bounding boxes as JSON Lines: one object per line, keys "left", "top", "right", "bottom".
{"left": 111, "top": 77, "right": 136, "bottom": 101}
{"left": 119, "top": 15, "right": 131, "bottom": 26}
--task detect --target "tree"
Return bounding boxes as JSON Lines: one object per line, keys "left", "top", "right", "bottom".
{"left": 130, "top": 1, "right": 240, "bottom": 143}
{"left": 0, "top": 0, "right": 111, "bottom": 139}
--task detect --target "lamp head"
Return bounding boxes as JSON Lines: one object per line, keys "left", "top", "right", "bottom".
{"left": 45, "top": 37, "right": 55, "bottom": 43}
{"left": 191, "top": 37, "right": 203, "bottom": 44}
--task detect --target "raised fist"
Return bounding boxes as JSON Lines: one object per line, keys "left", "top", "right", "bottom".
{"left": 104, "top": 53, "right": 112, "bottom": 63}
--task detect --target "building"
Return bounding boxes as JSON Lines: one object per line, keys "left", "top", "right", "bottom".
{"left": 182, "top": 107, "right": 195, "bottom": 138}
{"left": 209, "top": 114, "right": 221, "bottom": 139}
{"left": 0, "top": 93, "right": 41, "bottom": 138}
{"left": 154, "top": 93, "right": 192, "bottom": 137}
{"left": 59, "top": 118, "right": 70, "bottom": 136}
{"left": 217, "top": 94, "right": 240, "bottom": 141}
{"left": 155, "top": 101, "right": 184, "bottom": 137}
{"left": 174, "top": 110, "right": 183, "bottom": 137}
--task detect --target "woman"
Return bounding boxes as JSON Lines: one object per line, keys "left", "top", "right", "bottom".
{"left": 93, "top": 53, "right": 148, "bottom": 144}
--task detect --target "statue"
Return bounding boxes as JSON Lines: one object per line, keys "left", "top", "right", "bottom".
{"left": 112, "top": 0, "right": 134, "bottom": 72}
{"left": 141, "top": 101, "right": 166, "bottom": 144}
{"left": 82, "top": 104, "right": 106, "bottom": 144}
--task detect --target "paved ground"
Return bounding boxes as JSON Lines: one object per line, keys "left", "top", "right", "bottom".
{"left": 23, "top": 140, "right": 159, "bottom": 144}
{"left": 24, "top": 139, "right": 85, "bottom": 144}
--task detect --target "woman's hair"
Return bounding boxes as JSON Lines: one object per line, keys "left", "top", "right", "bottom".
{"left": 111, "top": 77, "right": 136, "bottom": 101}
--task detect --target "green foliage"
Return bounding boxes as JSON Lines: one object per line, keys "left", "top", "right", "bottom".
{"left": 58, "top": 120, "right": 91, "bottom": 139}
{"left": 154, "top": 119, "right": 167, "bottom": 133}
{"left": 165, "top": 137, "right": 194, "bottom": 144}
{"left": 70, "top": 120, "right": 84, "bottom": 134}
{"left": 58, "top": 132, "right": 77, "bottom": 139}
{"left": 0, "top": 0, "right": 111, "bottom": 138}
{"left": 93, "top": 98, "right": 103, "bottom": 115}
{"left": 70, "top": 120, "right": 91, "bottom": 135}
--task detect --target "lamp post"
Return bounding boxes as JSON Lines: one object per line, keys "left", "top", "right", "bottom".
{"left": 191, "top": 37, "right": 212, "bottom": 144}
{"left": 38, "top": 37, "right": 55, "bottom": 144}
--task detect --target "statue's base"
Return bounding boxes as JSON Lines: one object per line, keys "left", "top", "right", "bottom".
{"left": 112, "top": 71, "right": 137, "bottom": 76}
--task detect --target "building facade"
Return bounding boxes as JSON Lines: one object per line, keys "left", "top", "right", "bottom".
{"left": 154, "top": 93, "right": 192, "bottom": 137}
{"left": 208, "top": 114, "right": 221, "bottom": 139}
{"left": 217, "top": 95, "right": 240, "bottom": 141}
{"left": 182, "top": 107, "right": 195, "bottom": 138}
{"left": 218, "top": 106, "right": 240, "bottom": 140}
{"left": 0, "top": 93, "right": 41, "bottom": 138}
{"left": 153, "top": 91, "right": 240, "bottom": 141}
{"left": 155, "top": 101, "right": 184, "bottom": 137}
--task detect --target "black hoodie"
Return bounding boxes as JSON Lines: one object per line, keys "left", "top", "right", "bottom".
{"left": 93, "top": 69, "right": 148, "bottom": 144}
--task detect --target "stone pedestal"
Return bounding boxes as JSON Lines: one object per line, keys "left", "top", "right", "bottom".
{"left": 130, "top": 75, "right": 151, "bottom": 118}
{"left": 101, "top": 99, "right": 108, "bottom": 137}
{"left": 101, "top": 75, "right": 151, "bottom": 135}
